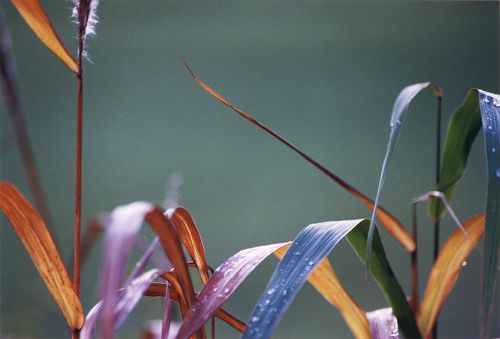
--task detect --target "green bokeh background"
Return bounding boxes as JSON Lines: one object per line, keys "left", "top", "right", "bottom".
{"left": 1, "top": 1, "right": 499, "bottom": 338}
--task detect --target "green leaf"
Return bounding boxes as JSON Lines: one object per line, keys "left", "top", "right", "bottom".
{"left": 429, "top": 89, "right": 500, "bottom": 338}
{"left": 347, "top": 222, "right": 422, "bottom": 339}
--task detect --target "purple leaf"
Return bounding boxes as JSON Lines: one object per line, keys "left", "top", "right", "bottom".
{"left": 367, "top": 307, "right": 399, "bottom": 339}
{"left": 175, "top": 242, "right": 289, "bottom": 339}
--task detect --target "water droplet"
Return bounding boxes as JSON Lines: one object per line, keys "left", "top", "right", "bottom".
{"left": 494, "top": 99, "right": 500, "bottom": 107}
{"left": 223, "top": 287, "right": 230, "bottom": 293}
{"left": 212, "top": 287, "right": 218, "bottom": 292}
{"left": 267, "top": 288, "right": 276, "bottom": 295}
{"left": 282, "top": 289, "right": 288, "bottom": 296}
{"left": 396, "top": 120, "right": 402, "bottom": 126}
{"left": 484, "top": 97, "right": 490, "bottom": 103}
{"left": 492, "top": 147, "right": 496, "bottom": 153}
{"left": 308, "top": 260, "right": 314, "bottom": 266}
{"left": 488, "top": 125, "right": 493, "bottom": 130}
{"left": 496, "top": 168, "right": 500, "bottom": 178}
{"left": 251, "top": 316, "right": 260, "bottom": 322}
{"left": 462, "top": 261, "right": 467, "bottom": 267}
{"left": 264, "top": 299, "right": 270, "bottom": 305}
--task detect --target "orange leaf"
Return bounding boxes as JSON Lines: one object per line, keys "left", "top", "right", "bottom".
{"left": 11, "top": 0, "right": 77, "bottom": 73}
{"left": 275, "top": 244, "right": 371, "bottom": 339}
{"left": 418, "top": 214, "right": 485, "bottom": 338}
{"left": 168, "top": 207, "right": 210, "bottom": 284}
{"left": 0, "top": 181, "right": 84, "bottom": 329}
{"left": 183, "top": 59, "right": 415, "bottom": 253}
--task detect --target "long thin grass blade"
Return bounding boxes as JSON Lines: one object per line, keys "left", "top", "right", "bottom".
{"left": 366, "top": 307, "right": 399, "bottom": 339}
{"left": 161, "top": 281, "right": 171, "bottom": 339}
{"left": 366, "top": 82, "right": 430, "bottom": 273}
{"left": 81, "top": 269, "right": 163, "bottom": 339}
{"left": 0, "top": 181, "right": 84, "bottom": 329}
{"left": 183, "top": 59, "right": 415, "bottom": 253}
{"left": 175, "top": 242, "right": 289, "bottom": 339}
{"left": 10, "top": 0, "right": 77, "bottom": 72}
{"left": 242, "top": 220, "right": 368, "bottom": 339}
{"left": 167, "top": 207, "right": 210, "bottom": 284}
{"left": 0, "top": 7, "right": 55, "bottom": 236}
{"left": 347, "top": 222, "right": 422, "bottom": 338}
{"left": 418, "top": 214, "right": 485, "bottom": 338}
{"left": 428, "top": 89, "right": 500, "bottom": 337}
{"left": 274, "top": 244, "right": 370, "bottom": 339}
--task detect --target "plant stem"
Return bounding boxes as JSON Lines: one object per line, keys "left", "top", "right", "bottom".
{"left": 411, "top": 203, "right": 419, "bottom": 313}
{"left": 432, "top": 91, "right": 443, "bottom": 339}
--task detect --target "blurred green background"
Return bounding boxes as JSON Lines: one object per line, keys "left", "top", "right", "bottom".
{"left": 1, "top": 1, "right": 499, "bottom": 338}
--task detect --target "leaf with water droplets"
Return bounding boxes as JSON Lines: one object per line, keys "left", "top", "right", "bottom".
{"left": 367, "top": 82, "right": 430, "bottom": 273}
{"left": 274, "top": 244, "right": 370, "bottom": 339}
{"left": 418, "top": 214, "right": 484, "bottom": 338}
{"left": 183, "top": 59, "right": 415, "bottom": 253}
{"left": 175, "top": 242, "right": 289, "bottom": 339}
{"left": 429, "top": 89, "right": 500, "bottom": 338}
{"left": 0, "top": 181, "right": 84, "bottom": 330}
{"left": 10, "top": 0, "right": 77, "bottom": 72}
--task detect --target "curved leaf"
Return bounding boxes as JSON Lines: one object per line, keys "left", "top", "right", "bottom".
{"left": 347, "top": 222, "right": 421, "bottom": 339}
{"left": 10, "top": 0, "right": 77, "bottom": 72}
{"left": 183, "top": 59, "right": 415, "bottom": 253}
{"left": 367, "top": 82, "right": 430, "bottom": 271}
{"left": 242, "top": 219, "right": 368, "bottom": 339}
{"left": 418, "top": 214, "right": 485, "bottom": 338}
{"left": 274, "top": 244, "right": 370, "bottom": 339}
{"left": 167, "top": 207, "right": 210, "bottom": 284}
{"left": 0, "top": 181, "right": 84, "bottom": 329}
{"left": 429, "top": 89, "right": 500, "bottom": 337}
{"left": 176, "top": 242, "right": 289, "bottom": 339}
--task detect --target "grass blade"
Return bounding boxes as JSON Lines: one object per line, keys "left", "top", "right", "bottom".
{"left": 183, "top": 59, "right": 415, "bottom": 253}
{"left": 176, "top": 242, "right": 289, "bottom": 339}
{"left": 274, "top": 244, "right": 370, "bottom": 339}
{"left": 366, "top": 307, "right": 399, "bottom": 339}
{"left": 242, "top": 219, "right": 368, "bottom": 339}
{"left": 0, "top": 181, "right": 84, "bottom": 329}
{"left": 429, "top": 89, "right": 500, "bottom": 337}
{"left": 167, "top": 207, "right": 210, "bottom": 284}
{"left": 366, "top": 82, "right": 430, "bottom": 273}
{"left": 347, "top": 222, "right": 422, "bottom": 338}
{"left": 10, "top": 0, "right": 77, "bottom": 73}
{"left": 418, "top": 214, "right": 485, "bottom": 338}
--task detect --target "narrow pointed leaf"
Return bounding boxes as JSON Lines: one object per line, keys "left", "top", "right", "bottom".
{"left": 346, "top": 222, "right": 421, "bottom": 338}
{"left": 242, "top": 219, "right": 368, "bottom": 339}
{"left": 10, "top": 0, "right": 77, "bottom": 72}
{"left": 366, "top": 307, "right": 399, "bottom": 339}
{"left": 367, "top": 82, "right": 430, "bottom": 271}
{"left": 0, "top": 181, "right": 84, "bottom": 329}
{"left": 274, "top": 244, "right": 370, "bottom": 339}
{"left": 176, "top": 242, "right": 289, "bottom": 339}
{"left": 418, "top": 214, "right": 485, "bottom": 338}
{"left": 183, "top": 59, "right": 415, "bottom": 253}
{"left": 167, "top": 207, "right": 210, "bottom": 284}
{"left": 161, "top": 281, "right": 171, "bottom": 339}
{"left": 429, "top": 89, "right": 500, "bottom": 337}
{"left": 81, "top": 269, "right": 163, "bottom": 339}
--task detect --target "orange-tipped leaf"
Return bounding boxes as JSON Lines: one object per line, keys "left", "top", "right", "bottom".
{"left": 0, "top": 181, "right": 84, "bottom": 329}
{"left": 418, "top": 214, "right": 485, "bottom": 338}
{"left": 11, "top": 0, "right": 77, "bottom": 72}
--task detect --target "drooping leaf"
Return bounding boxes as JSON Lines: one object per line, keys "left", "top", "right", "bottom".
{"left": 274, "top": 244, "right": 370, "bottom": 339}
{"left": 0, "top": 181, "right": 84, "bottom": 329}
{"left": 161, "top": 281, "right": 171, "bottom": 339}
{"left": 10, "top": 0, "right": 78, "bottom": 72}
{"left": 242, "top": 220, "right": 369, "bottom": 339}
{"left": 183, "top": 59, "right": 415, "bottom": 253}
{"left": 366, "top": 82, "right": 430, "bottom": 272}
{"left": 347, "top": 222, "right": 421, "bottom": 338}
{"left": 418, "top": 214, "right": 485, "bottom": 338}
{"left": 167, "top": 207, "right": 210, "bottom": 284}
{"left": 81, "top": 269, "right": 163, "bottom": 339}
{"left": 366, "top": 307, "right": 399, "bottom": 339}
{"left": 175, "top": 242, "right": 289, "bottom": 339}
{"left": 428, "top": 89, "right": 500, "bottom": 338}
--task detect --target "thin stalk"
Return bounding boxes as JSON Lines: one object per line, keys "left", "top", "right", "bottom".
{"left": 432, "top": 91, "right": 443, "bottom": 339}
{"left": 411, "top": 202, "right": 419, "bottom": 312}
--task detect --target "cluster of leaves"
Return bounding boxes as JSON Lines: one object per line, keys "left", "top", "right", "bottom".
{"left": 1, "top": 1, "right": 499, "bottom": 338}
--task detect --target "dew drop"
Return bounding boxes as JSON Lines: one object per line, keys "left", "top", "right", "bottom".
{"left": 494, "top": 99, "right": 500, "bottom": 107}
{"left": 251, "top": 316, "right": 260, "bottom": 322}
{"left": 212, "top": 287, "right": 218, "bottom": 292}
{"left": 496, "top": 168, "right": 500, "bottom": 178}
{"left": 267, "top": 288, "right": 276, "bottom": 295}
{"left": 488, "top": 125, "right": 493, "bottom": 130}
{"left": 223, "top": 287, "right": 230, "bottom": 293}
{"left": 264, "top": 299, "right": 270, "bottom": 305}
{"left": 308, "top": 260, "right": 314, "bottom": 266}
{"left": 484, "top": 97, "right": 490, "bottom": 103}
{"left": 492, "top": 147, "right": 496, "bottom": 153}
{"left": 462, "top": 261, "right": 467, "bottom": 267}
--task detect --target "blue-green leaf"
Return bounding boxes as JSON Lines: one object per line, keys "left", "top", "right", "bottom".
{"left": 367, "top": 82, "right": 430, "bottom": 271}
